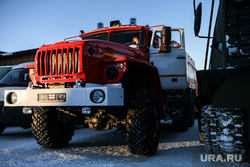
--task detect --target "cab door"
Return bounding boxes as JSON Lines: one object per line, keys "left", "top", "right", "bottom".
{"left": 149, "top": 29, "right": 188, "bottom": 90}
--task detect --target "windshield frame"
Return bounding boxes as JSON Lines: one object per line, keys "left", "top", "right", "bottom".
{"left": 81, "top": 28, "right": 145, "bottom": 48}
{"left": 81, "top": 32, "right": 108, "bottom": 41}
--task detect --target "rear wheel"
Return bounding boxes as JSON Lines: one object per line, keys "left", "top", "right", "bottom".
{"left": 186, "top": 89, "right": 195, "bottom": 127}
{"left": 32, "top": 107, "right": 75, "bottom": 148}
{"left": 126, "top": 90, "right": 160, "bottom": 156}
{"left": 172, "top": 89, "right": 195, "bottom": 131}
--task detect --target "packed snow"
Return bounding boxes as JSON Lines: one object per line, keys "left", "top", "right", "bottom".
{"left": 0, "top": 120, "right": 249, "bottom": 167}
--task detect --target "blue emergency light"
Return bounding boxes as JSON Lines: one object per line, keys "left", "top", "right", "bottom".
{"left": 130, "top": 17, "right": 136, "bottom": 25}
{"left": 97, "top": 22, "right": 104, "bottom": 29}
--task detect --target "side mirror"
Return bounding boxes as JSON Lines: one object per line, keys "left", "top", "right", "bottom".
{"left": 194, "top": 2, "right": 202, "bottom": 36}
{"left": 159, "top": 26, "right": 171, "bottom": 53}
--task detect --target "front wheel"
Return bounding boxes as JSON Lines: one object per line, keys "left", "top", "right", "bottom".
{"left": 32, "top": 107, "right": 75, "bottom": 148}
{"left": 126, "top": 90, "right": 160, "bottom": 156}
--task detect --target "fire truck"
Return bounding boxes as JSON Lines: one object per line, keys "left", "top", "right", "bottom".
{"left": 4, "top": 18, "right": 197, "bottom": 156}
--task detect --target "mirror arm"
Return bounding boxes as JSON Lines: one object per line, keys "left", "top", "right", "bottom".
{"left": 204, "top": 0, "right": 215, "bottom": 70}
{"left": 193, "top": 0, "right": 196, "bottom": 17}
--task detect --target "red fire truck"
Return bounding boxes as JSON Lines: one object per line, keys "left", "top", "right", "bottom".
{"left": 5, "top": 18, "right": 197, "bottom": 156}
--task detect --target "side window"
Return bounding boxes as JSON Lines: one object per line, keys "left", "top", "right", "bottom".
{"left": 171, "top": 31, "right": 181, "bottom": 48}
{"left": 153, "top": 31, "right": 162, "bottom": 48}
{"left": 153, "top": 30, "right": 181, "bottom": 48}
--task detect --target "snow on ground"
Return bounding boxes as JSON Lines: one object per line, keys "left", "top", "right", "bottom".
{"left": 0, "top": 120, "right": 249, "bottom": 167}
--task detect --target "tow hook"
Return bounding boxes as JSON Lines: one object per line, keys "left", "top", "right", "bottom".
{"left": 23, "top": 107, "right": 32, "bottom": 114}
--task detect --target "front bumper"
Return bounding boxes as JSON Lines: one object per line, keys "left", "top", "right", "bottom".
{"left": 4, "top": 86, "right": 124, "bottom": 107}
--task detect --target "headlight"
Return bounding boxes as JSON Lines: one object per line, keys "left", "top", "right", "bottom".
{"left": 117, "top": 63, "right": 125, "bottom": 69}
{"left": 6, "top": 92, "right": 18, "bottom": 104}
{"left": 11, "top": 93, "right": 18, "bottom": 104}
{"left": 90, "top": 90, "right": 105, "bottom": 103}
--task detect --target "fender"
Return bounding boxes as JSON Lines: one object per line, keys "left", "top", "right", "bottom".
{"left": 121, "top": 61, "right": 164, "bottom": 106}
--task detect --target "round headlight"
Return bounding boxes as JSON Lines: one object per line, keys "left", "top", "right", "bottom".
{"left": 91, "top": 90, "right": 105, "bottom": 103}
{"left": 11, "top": 92, "right": 18, "bottom": 104}
{"left": 7, "top": 92, "right": 18, "bottom": 104}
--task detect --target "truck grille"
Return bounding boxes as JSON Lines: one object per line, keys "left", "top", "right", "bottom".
{"left": 37, "top": 47, "right": 80, "bottom": 77}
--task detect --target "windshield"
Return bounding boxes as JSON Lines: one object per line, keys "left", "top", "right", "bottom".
{"left": 0, "top": 67, "right": 12, "bottom": 79}
{"left": 110, "top": 30, "right": 144, "bottom": 47}
{"left": 0, "top": 68, "right": 30, "bottom": 85}
{"left": 82, "top": 33, "right": 108, "bottom": 41}
{"left": 82, "top": 30, "right": 145, "bottom": 47}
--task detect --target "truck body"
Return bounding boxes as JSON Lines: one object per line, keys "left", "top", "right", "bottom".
{"left": 194, "top": 0, "right": 250, "bottom": 155}
{"left": 4, "top": 19, "right": 196, "bottom": 156}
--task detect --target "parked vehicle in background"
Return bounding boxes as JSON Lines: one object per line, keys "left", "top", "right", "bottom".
{"left": 0, "top": 62, "right": 34, "bottom": 134}
{"left": 194, "top": 0, "right": 250, "bottom": 155}
{"left": 0, "top": 66, "right": 13, "bottom": 80}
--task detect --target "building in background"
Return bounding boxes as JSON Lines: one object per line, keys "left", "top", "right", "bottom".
{"left": 0, "top": 48, "right": 37, "bottom": 66}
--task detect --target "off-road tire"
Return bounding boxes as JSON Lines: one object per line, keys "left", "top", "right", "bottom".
{"left": 172, "top": 89, "right": 194, "bottom": 131}
{"left": 185, "top": 89, "right": 195, "bottom": 127}
{"left": 0, "top": 124, "right": 5, "bottom": 134}
{"left": 126, "top": 90, "right": 160, "bottom": 156}
{"left": 201, "top": 105, "right": 247, "bottom": 155}
{"left": 32, "top": 107, "right": 75, "bottom": 148}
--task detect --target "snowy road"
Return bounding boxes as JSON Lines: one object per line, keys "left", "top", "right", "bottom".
{"left": 0, "top": 120, "right": 249, "bottom": 167}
